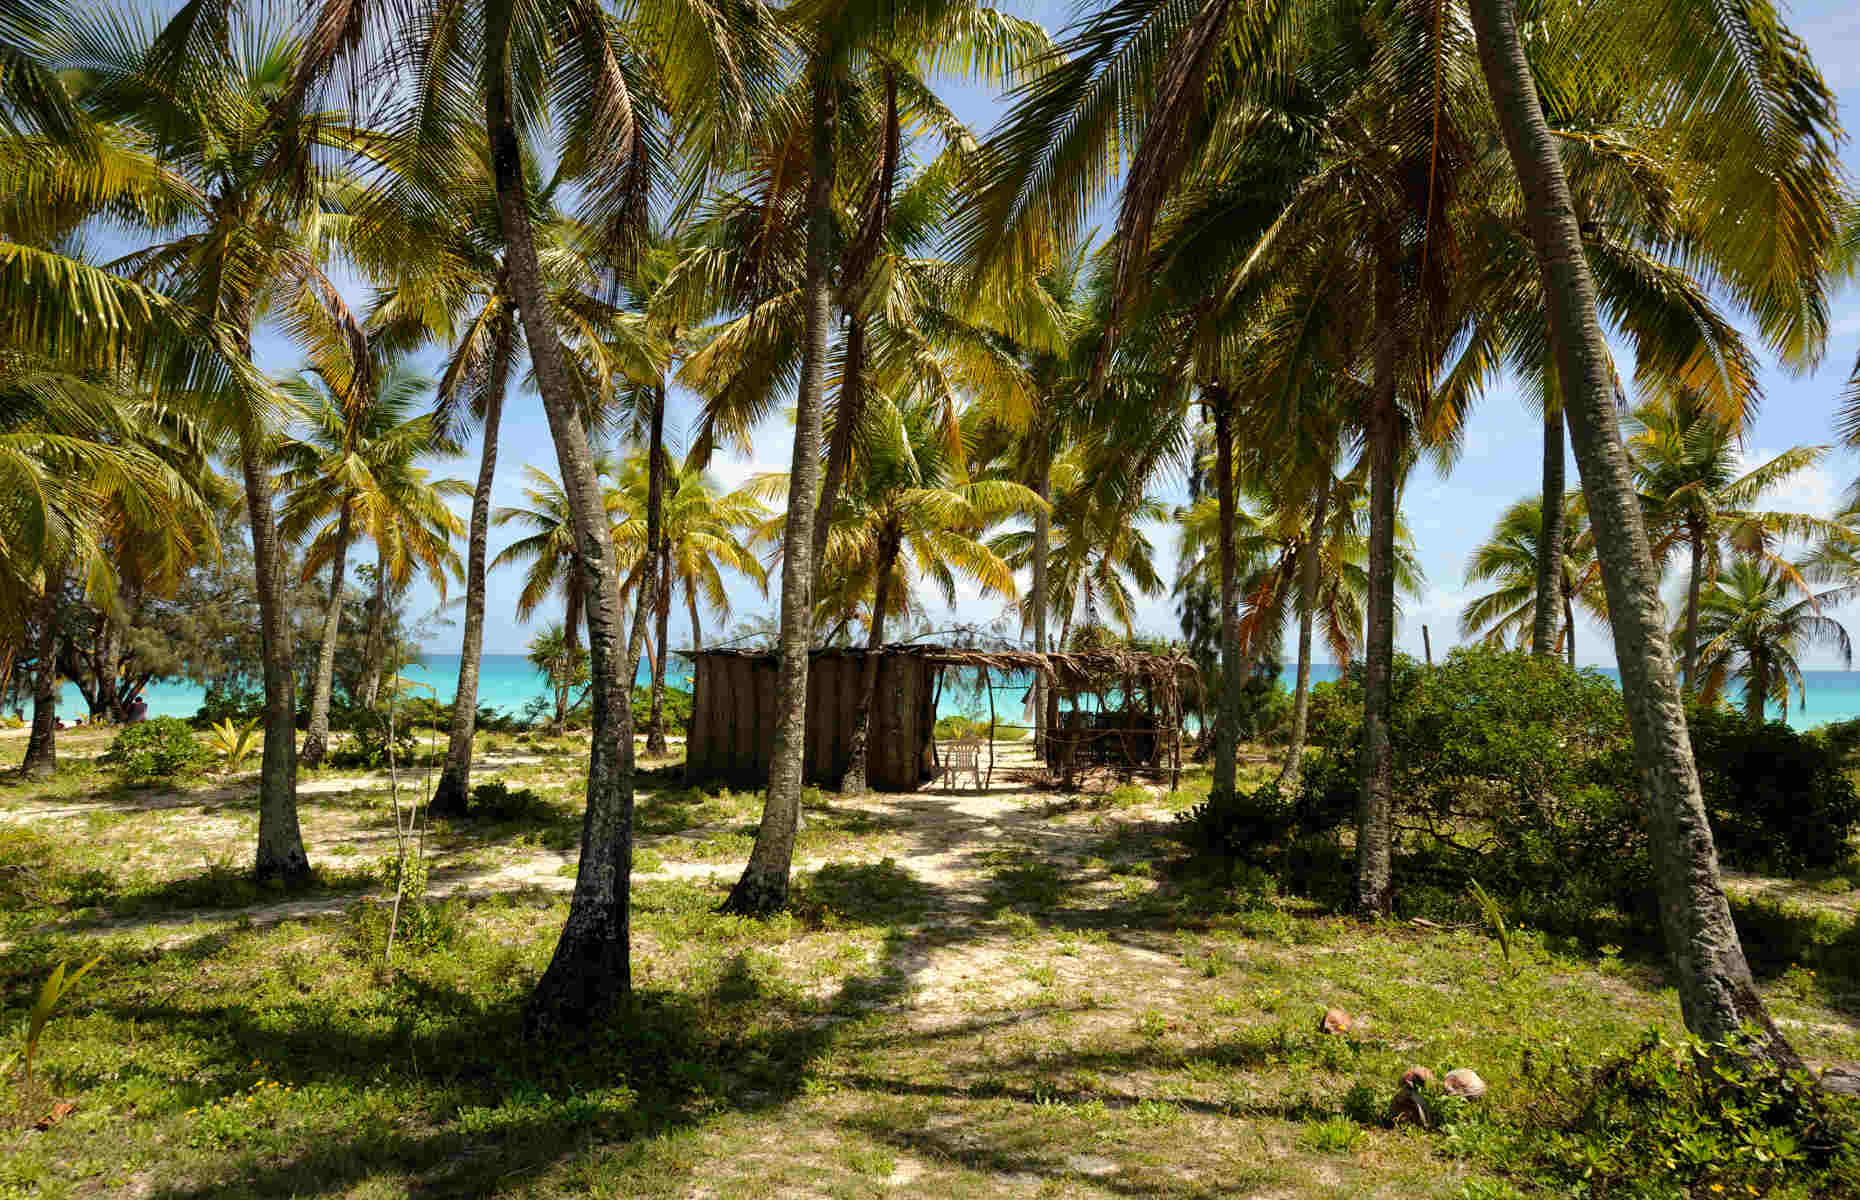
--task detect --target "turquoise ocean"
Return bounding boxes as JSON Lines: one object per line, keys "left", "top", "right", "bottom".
{"left": 48, "top": 656, "right": 1860, "bottom": 731}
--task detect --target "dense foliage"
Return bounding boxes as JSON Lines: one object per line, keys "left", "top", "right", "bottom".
{"left": 1200, "top": 649, "right": 1860, "bottom": 930}
{"left": 107, "top": 718, "right": 211, "bottom": 784}
{"left": 1688, "top": 708, "right": 1860, "bottom": 874}
{"left": 1448, "top": 1031, "right": 1860, "bottom": 1198}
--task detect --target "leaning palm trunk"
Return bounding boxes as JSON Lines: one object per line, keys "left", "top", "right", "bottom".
{"left": 724, "top": 63, "right": 836, "bottom": 916}
{"left": 432, "top": 373, "right": 506, "bottom": 818}
{"left": 488, "top": 67, "right": 636, "bottom": 1039}
{"left": 22, "top": 568, "right": 61, "bottom": 780}
{"left": 1532, "top": 406, "right": 1565, "bottom": 656}
{"left": 812, "top": 312, "right": 867, "bottom": 584}
{"left": 300, "top": 509, "right": 353, "bottom": 768}
{"left": 241, "top": 428, "right": 310, "bottom": 885}
{"left": 1209, "top": 390, "right": 1242, "bottom": 806}
{"left": 1354, "top": 245, "right": 1400, "bottom": 918}
{"left": 1277, "top": 469, "right": 1333, "bottom": 790}
{"left": 1746, "top": 655, "right": 1767, "bottom": 725}
{"left": 643, "top": 389, "right": 669, "bottom": 757}
{"left": 554, "top": 581, "right": 584, "bottom": 734}
{"left": 1469, "top": 0, "right": 1796, "bottom": 1064}
{"left": 646, "top": 538, "right": 672, "bottom": 756}
{"left": 1031, "top": 446, "right": 1051, "bottom": 761}
{"left": 1683, "top": 523, "right": 1705, "bottom": 690}
{"left": 1563, "top": 589, "right": 1577, "bottom": 667}
{"left": 357, "top": 556, "right": 390, "bottom": 709}
{"left": 841, "top": 536, "right": 898, "bottom": 794}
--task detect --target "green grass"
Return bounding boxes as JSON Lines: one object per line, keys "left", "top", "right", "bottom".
{"left": 2, "top": 747, "right": 1858, "bottom": 1197}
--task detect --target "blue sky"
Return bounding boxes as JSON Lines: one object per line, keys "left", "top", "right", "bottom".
{"left": 247, "top": 0, "right": 1860, "bottom": 667}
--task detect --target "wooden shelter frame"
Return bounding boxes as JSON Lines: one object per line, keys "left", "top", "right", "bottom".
{"left": 920, "top": 647, "right": 1201, "bottom": 791}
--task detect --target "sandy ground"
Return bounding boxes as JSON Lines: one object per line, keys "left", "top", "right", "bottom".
{"left": 3, "top": 740, "right": 1179, "bottom": 952}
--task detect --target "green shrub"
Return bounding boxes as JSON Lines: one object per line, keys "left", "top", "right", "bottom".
{"left": 1297, "top": 648, "right": 1650, "bottom": 928}
{"left": 192, "top": 682, "right": 263, "bottom": 726}
{"left": 326, "top": 722, "right": 418, "bottom": 769}
{"left": 1689, "top": 708, "right": 1860, "bottom": 873}
{"left": 469, "top": 779, "right": 551, "bottom": 821}
{"left": 1452, "top": 1030, "right": 1860, "bottom": 1198}
{"left": 632, "top": 685, "right": 694, "bottom": 729}
{"left": 1177, "top": 780, "right": 1300, "bottom": 856}
{"left": 107, "top": 717, "right": 211, "bottom": 783}
{"left": 932, "top": 714, "right": 1027, "bottom": 741}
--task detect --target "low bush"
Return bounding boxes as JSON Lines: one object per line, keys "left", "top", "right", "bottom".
{"left": 1689, "top": 708, "right": 1860, "bottom": 873}
{"left": 325, "top": 722, "right": 418, "bottom": 770}
{"left": 1448, "top": 1030, "right": 1860, "bottom": 1198}
{"left": 469, "top": 779, "right": 551, "bottom": 821}
{"left": 933, "top": 714, "right": 1028, "bottom": 741}
{"left": 633, "top": 685, "right": 693, "bottom": 730}
{"left": 1177, "top": 780, "right": 1299, "bottom": 857}
{"left": 107, "top": 717, "right": 211, "bottom": 783}
{"left": 1271, "top": 649, "right": 1652, "bottom": 929}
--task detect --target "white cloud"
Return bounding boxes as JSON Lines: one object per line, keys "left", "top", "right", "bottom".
{"left": 707, "top": 450, "right": 787, "bottom": 491}
{"left": 1737, "top": 447, "right": 1841, "bottom": 519}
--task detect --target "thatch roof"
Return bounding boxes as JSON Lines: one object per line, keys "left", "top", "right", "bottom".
{"left": 681, "top": 643, "right": 1198, "bottom": 691}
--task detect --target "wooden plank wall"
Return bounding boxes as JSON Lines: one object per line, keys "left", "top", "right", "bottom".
{"left": 686, "top": 653, "right": 934, "bottom": 791}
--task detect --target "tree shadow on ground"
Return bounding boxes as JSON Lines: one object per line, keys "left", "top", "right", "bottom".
{"left": 45, "top": 863, "right": 963, "bottom": 1197}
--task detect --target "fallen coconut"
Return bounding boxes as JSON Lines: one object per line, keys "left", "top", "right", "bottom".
{"left": 1387, "top": 1090, "right": 1426, "bottom": 1126}
{"left": 1318, "top": 1007, "right": 1353, "bottom": 1035}
{"left": 1442, "top": 1068, "right": 1486, "bottom": 1099}
{"left": 1387, "top": 1066, "right": 1435, "bottom": 1127}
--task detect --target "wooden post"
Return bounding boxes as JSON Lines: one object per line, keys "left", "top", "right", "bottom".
{"left": 1422, "top": 624, "right": 1434, "bottom": 668}
{"left": 984, "top": 666, "right": 996, "bottom": 791}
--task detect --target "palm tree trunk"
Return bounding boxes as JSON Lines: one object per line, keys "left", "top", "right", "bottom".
{"left": 724, "top": 60, "right": 835, "bottom": 916}
{"left": 358, "top": 554, "right": 390, "bottom": 709}
{"left": 1746, "top": 655, "right": 1766, "bottom": 724}
{"left": 1031, "top": 444, "right": 1051, "bottom": 762}
{"left": 688, "top": 590, "right": 703, "bottom": 652}
{"left": 643, "top": 386, "right": 670, "bottom": 757}
{"left": 432, "top": 357, "right": 507, "bottom": 818}
{"left": 813, "top": 312, "right": 866, "bottom": 584}
{"left": 1532, "top": 405, "right": 1565, "bottom": 656}
{"left": 23, "top": 568, "right": 61, "bottom": 780}
{"left": 240, "top": 426, "right": 309, "bottom": 885}
{"left": 1209, "top": 389, "right": 1241, "bottom": 807}
{"left": 1683, "top": 523, "right": 1704, "bottom": 691}
{"left": 812, "top": 68, "right": 897, "bottom": 586}
{"left": 1354, "top": 243, "right": 1400, "bottom": 918}
{"left": 1564, "top": 588, "right": 1576, "bottom": 667}
{"left": 1469, "top": 0, "right": 1794, "bottom": 1064}
{"left": 841, "top": 534, "right": 897, "bottom": 794}
{"left": 1277, "top": 468, "right": 1333, "bottom": 790}
{"left": 487, "top": 57, "right": 635, "bottom": 1039}
{"left": 300, "top": 509, "right": 352, "bottom": 768}
{"left": 647, "top": 538, "right": 672, "bottom": 756}
{"left": 555, "top": 577, "right": 583, "bottom": 734}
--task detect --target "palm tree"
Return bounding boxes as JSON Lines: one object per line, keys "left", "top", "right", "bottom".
{"left": 993, "top": 453, "right": 1167, "bottom": 648}
{"left": 1628, "top": 396, "right": 1834, "bottom": 692}
{"left": 494, "top": 463, "right": 613, "bottom": 734}
{"left": 68, "top": 1, "right": 363, "bottom": 884}
{"left": 275, "top": 359, "right": 464, "bottom": 764}
{"left": 353, "top": 123, "right": 655, "bottom": 815}
{"left": 608, "top": 458, "right": 768, "bottom": 753}
{"left": 696, "top": 0, "right": 1049, "bottom": 916}
{"left": 798, "top": 393, "right": 1040, "bottom": 792}
{"left": 1460, "top": 493, "right": 1605, "bottom": 665}
{"left": 1693, "top": 562, "right": 1852, "bottom": 724}
{"left": 1466, "top": 0, "right": 1841, "bottom": 1061}
{"left": 1, "top": 360, "right": 217, "bottom": 777}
